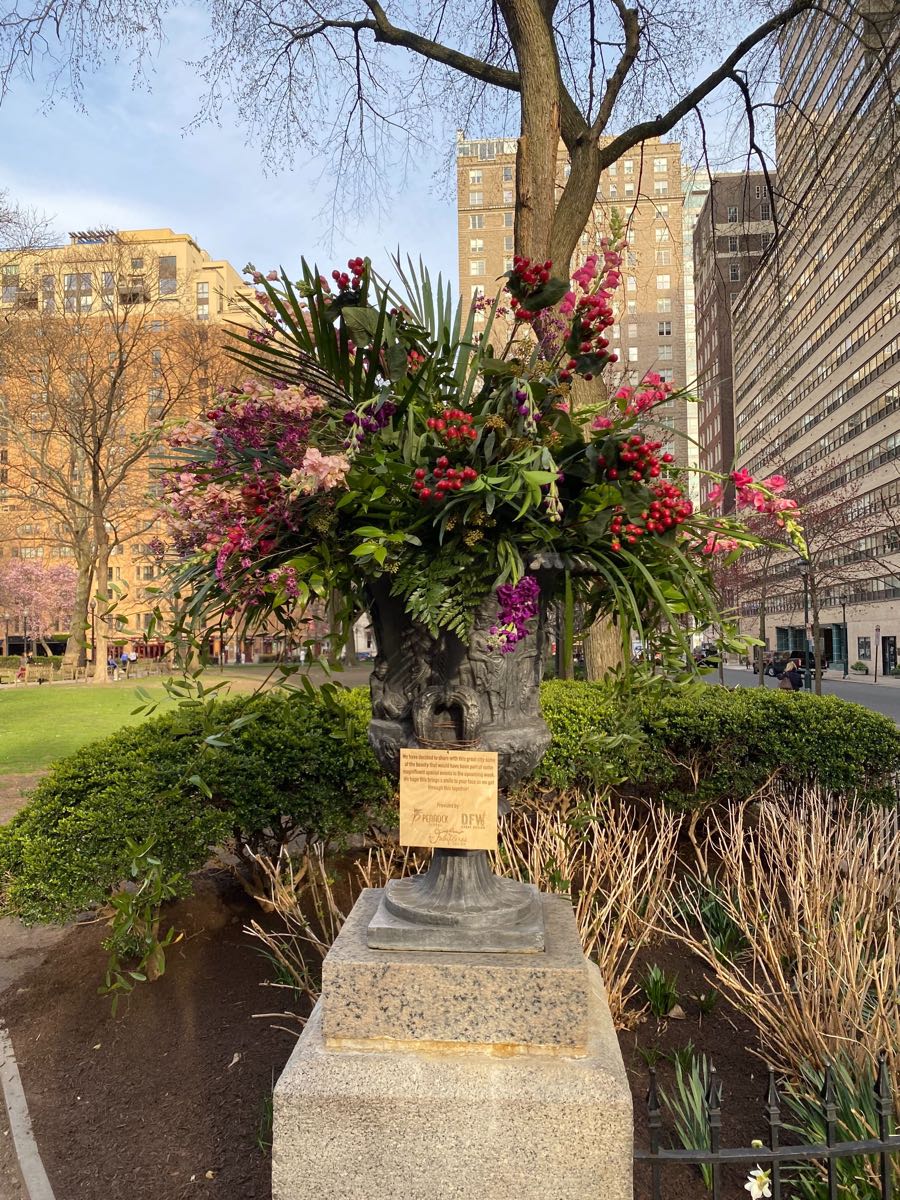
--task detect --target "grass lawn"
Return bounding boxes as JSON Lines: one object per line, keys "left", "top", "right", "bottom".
{"left": 0, "top": 668, "right": 271, "bottom": 776}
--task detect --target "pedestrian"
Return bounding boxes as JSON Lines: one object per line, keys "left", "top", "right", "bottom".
{"left": 789, "top": 656, "right": 805, "bottom": 689}
{"left": 15, "top": 658, "right": 27, "bottom": 685}
{"left": 119, "top": 649, "right": 130, "bottom": 678}
{"left": 107, "top": 654, "right": 119, "bottom": 682}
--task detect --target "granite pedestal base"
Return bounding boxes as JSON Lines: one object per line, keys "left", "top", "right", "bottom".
{"left": 272, "top": 888, "right": 633, "bottom": 1200}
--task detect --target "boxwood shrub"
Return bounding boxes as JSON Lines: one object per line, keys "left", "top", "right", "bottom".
{"left": 1, "top": 680, "right": 897, "bottom": 924}
{"left": 0, "top": 687, "right": 392, "bottom": 924}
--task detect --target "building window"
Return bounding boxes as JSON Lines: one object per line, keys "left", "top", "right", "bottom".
{"left": 469, "top": 214, "right": 484, "bottom": 229}
{"left": 658, "top": 344, "right": 673, "bottom": 360}
{"left": 503, "top": 235, "right": 513, "bottom": 251}
{"left": 658, "top": 320, "right": 672, "bottom": 336}
{"left": 655, "top": 227, "right": 670, "bottom": 242}
{"left": 760, "top": 201, "right": 772, "bottom": 220}
{"left": 727, "top": 205, "right": 738, "bottom": 222}
{"left": 609, "top": 185, "right": 617, "bottom": 198}
{"left": 41, "top": 275, "right": 55, "bottom": 313}
{"left": 196, "top": 282, "right": 209, "bottom": 300}
{"left": 729, "top": 263, "right": 741, "bottom": 282}
{"left": 469, "top": 190, "right": 483, "bottom": 206}
{"left": 858, "top": 636, "right": 871, "bottom": 660}
{"left": 504, "top": 212, "right": 513, "bottom": 227}
{"left": 469, "top": 238, "right": 484, "bottom": 253}
{"left": 503, "top": 165, "right": 513, "bottom": 181}
{"left": 502, "top": 189, "right": 513, "bottom": 204}
{"left": 63, "top": 272, "right": 92, "bottom": 313}
{"left": 470, "top": 285, "right": 484, "bottom": 299}
{"left": 131, "top": 258, "right": 143, "bottom": 270}
{"left": 468, "top": 169, "right": 482, "bottom": 185}
{"left": 656, "top": 274, "right": 671, "bottom": 290}
{"left": 626, "top": 275, "right": 637, "bottom": 292}
{"left": 624, "top": 183, "right": 635, "bottom": 197}
{"left": 654, "top": 180, "right": 669, "bottom": 196}
{"left": 627, "top": 300, "right": 637, "bottom": 315}
{"left": 627, "top": 346, "right": 638, "bottom": 362}
{"left": 654, "top": 157, "right": 668, "bottom": 174}
{"left": 658, "top": 369, "right": 674, "bottom": 383}
{"left": 728, "top": 235, "right": 739, "bottom": 252}
{"left": 608, "top": 161, "right": 617, "bottom": 174}
{"left": 761, "top": 231, "right": 773, "bottom": 249}
{"left": 469, "top": 259, "right": 486, "bottom": 275}
{"left": 159, "top": 256, "right": 178, "bottom": 296}
{"left": 627, "top": 323, "right": 638, "bottom": 338}
{"left": 657, "top": 297, "right": 672, "bottom": 313}
{"left": 656, "top": 203, "right": 669, "bottom": 217}
{"left": 655, "top": 249, "right": 671, "bottom": 265}
{"left": 755, "top": 184, "right": 762, "bottom": 199}
{"left": 623, "top": 160, "right": 634, "bottom": 175}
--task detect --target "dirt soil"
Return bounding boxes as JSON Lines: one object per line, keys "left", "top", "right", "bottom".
{"left": 0, "top": 774, "right": 42, "bottom": 826}
{"left": 1, "top": 869, "right": 768, "bottom": 1200}
{"left": 1, "top": 870, "right": 300, "bottom": 1200}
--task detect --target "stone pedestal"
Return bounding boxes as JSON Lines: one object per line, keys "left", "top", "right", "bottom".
{"left": 273, "top": 888, "right": 633, "bottom": 1199}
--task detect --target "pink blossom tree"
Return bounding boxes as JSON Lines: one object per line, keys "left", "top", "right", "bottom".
{"left": 0, "top": 560, "right": 78, "bottom": 656}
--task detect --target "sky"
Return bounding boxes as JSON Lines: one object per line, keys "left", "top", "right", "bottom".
{"left": 0, "top": 6, "right": 462, "bottom": 288}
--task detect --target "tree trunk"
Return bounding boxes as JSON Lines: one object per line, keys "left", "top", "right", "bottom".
{"left": 64, "top": 542, "right": 94, "bottom": 667}
{"left": 500, "top": 0, "right": 563, "bottom": 264}
{"left": 92, "top": 539, "right": 111, "bottom": 683}
{"left": 583, "top": 617, "right": 625, "bottom": 680}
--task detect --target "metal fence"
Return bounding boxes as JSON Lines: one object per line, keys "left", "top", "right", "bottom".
{"left": 635, "top": 1053, "right": 899, "bottom": 1199}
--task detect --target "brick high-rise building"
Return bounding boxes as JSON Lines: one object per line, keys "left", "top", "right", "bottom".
{"left": 693, "top": 173, "right": 776, "bottom": 505}
{"left": 455, "top": 135, "right": 705, "bottom": 471}
{"left": 730, "top": 0, "right": 900, "bottom": 672}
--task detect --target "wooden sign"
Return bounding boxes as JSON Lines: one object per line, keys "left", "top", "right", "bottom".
{"left": 399, "top": 748, "right": 499, "bottom": 851}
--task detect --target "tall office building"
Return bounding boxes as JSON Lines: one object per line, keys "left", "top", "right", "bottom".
{"left": 455, "top": 135, "right": 705, "bottom": 467}
{"left": 693, "top": 173, "right": 776, "bottom": 504}
{"left": 730, "top": 0, "right": 900, "bottom": 672}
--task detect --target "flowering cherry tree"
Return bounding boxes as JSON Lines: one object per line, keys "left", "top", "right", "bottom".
{"left": 0, "top": 560, "right": 77, "bottom": 653}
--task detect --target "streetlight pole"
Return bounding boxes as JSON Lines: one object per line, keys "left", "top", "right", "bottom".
{"left": 23, "top": 610, "right": 28, "bottom": 661}
{"left": 2, "top": 613, "right": 7, "bottom": 659}
{"left": 874, "top": 624, "right": 880, "bottom": 683}
{"left": 799, "top": 560, "right": 812, "bottom": 691}
{"left": 90, "top": 601, "right": 97, "bottom": 665}
{"left": 839, "top": 597, "right": 848, "bottom": 679}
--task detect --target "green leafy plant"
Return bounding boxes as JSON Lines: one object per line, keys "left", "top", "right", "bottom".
{"left": 638, "top": 1044, "right": 664, "bottom": 1068}
{"left": 696, "top": 989, "right": 720, "bottom": 1020}
{"left": 668, "top": 1041, "right": 698, "bottom": 1074}
{"left": 660, "top": 1052, "right": 715, "bottom": 1190}
{"left": 256, "top": 1086, "right": 275, "bottom": 1155}
{"left": 641, "top": 963, "right": 680, "bottom": 1018}
{"left": 678, "top": 875, "right": 748, "bottom": 962}
{"left": 98, "top": 836, "right": 185, "bottom": 1014}
{"left": 782, "top": 1058, "right": 900, "bottom": 1199}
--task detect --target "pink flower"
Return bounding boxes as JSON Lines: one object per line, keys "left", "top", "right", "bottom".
{"left": 762, "top": 474, "right": 787, "bottom": 493}
{"left": 731, "top": 468, "right": 754, "bottom": 488}
{"left": 266, "top": 270, "right": 279, "bottom": 281}
{"left": 286, "top": 447, "right": 350, "bottom": 494}
{"left": 571, "top": 256, "right": 599, "bottom": 291}
{"left": 559, "top": 290, "right": 577, "bottom": 317}
{"left": 592, "top": 415, "right": 613, "bottom": 430}
{"left": 706, "top": 483, "right": 723, "bottom": 505}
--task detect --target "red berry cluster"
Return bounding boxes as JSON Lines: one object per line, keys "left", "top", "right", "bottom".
{"left": 331, "top": 257, "right": 366, "bottom": 291}
{"left": 412, "top": 457, "right": 479, "bottom": 504}
{"left": 425, "top": 408, "right": 477, "bottom": 442}
{"left": 609, "top": 482, "right": 693, "bottom": 551}
{"left": 560, "top": 293, "right": 617, "bottom": 382}
{"left": 597, "top": 435, "right": 676, "bottom": 483}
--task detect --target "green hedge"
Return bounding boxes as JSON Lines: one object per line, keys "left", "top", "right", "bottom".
{"left": 1, "top": 680, "right": 897, "bottom": 924}
{"left": 0, "top": 688, "right": 392, "bottom": 923}
{"left": 534, "top": 682, "right": 900, "bottom": 807}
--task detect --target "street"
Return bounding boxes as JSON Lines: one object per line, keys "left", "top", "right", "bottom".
{"left": 703, "top": 666, "right": 900, "bottom": 723}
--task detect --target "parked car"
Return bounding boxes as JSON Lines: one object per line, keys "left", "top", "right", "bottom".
{"left": 766, "top": 650, "right": 828, "bottom": 676}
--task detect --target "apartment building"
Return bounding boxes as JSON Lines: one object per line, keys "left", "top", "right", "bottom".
{"left": 693, "top": 173, "right": 776, "bottom": 505}
{"left": 0, "top": 228, "right": 251, "bottom": 657}
{"left": 455, "top": 135, "right": 705, "bottom": 472}
{"left": 730, "top": 0, "right": 900, "bottom": 674}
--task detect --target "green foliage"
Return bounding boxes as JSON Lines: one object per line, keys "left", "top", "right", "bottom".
{"left": 0, "top": 687, "right": 392, "bottom": 924}
{"left": 667, "top": 1041, "right": 698, "bottom": 1074}
{"left": 660, "top": 1053, "right": 714, "bottom": 1190}
{"left": 783, "top": 1058, "right": 900, "bottom": 1198}
{"left": 99, "top": 835, "right": 186, "bottom": 1014}
{"left": 678, "top": 875, "right": 748, "bottom": 963}
{"left": 534, "top": 680, "right": 900, "bottom": 807}
{"left": 641, "top": 963, "right": 680, "bottom": 1018}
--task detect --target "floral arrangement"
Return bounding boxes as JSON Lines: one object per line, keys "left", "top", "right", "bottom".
{"left": 161, "top": 248, "right": 803, "bottom": 657}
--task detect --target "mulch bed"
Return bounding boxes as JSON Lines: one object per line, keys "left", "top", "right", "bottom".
{"left": 2, "top": 870, "right": 767, "bottom": 1200}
